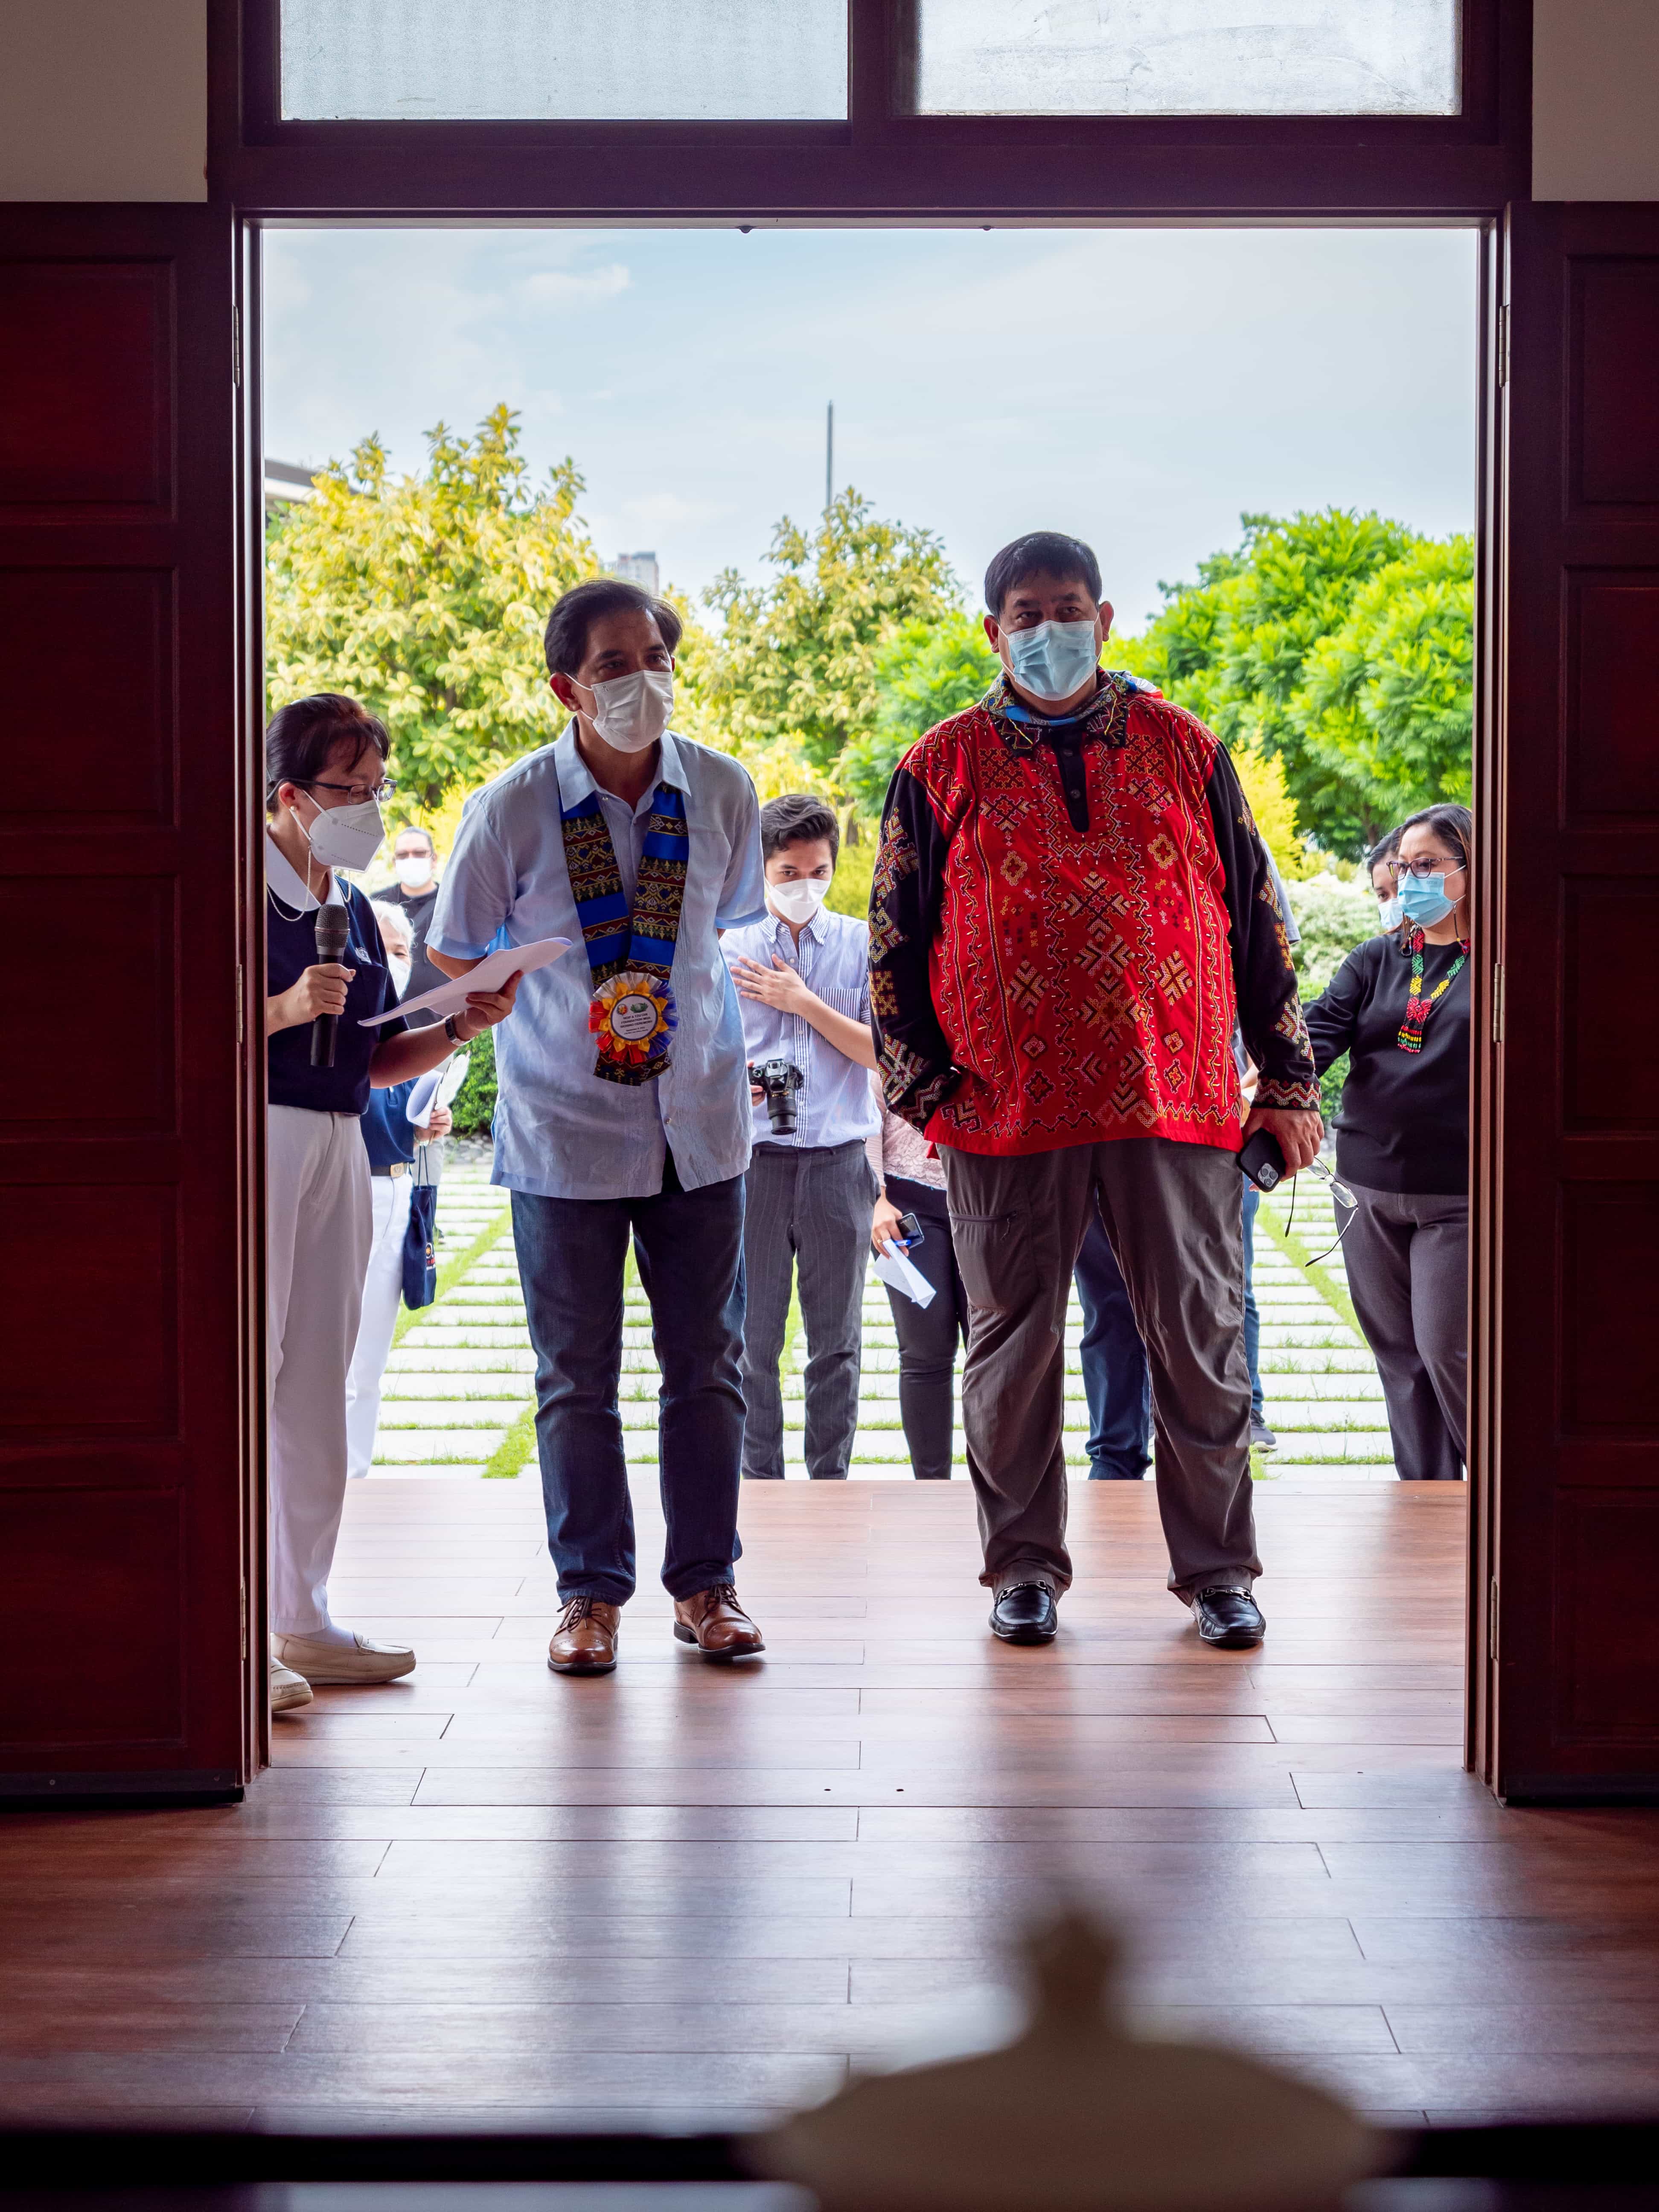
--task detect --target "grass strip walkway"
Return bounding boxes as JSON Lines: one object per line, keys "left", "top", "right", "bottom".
{"left": 1254, "top": 1198, "right": 1362, "bottom": 1335}
{"left": 391, "top": 1207, "right": 514, "bottom": 1348}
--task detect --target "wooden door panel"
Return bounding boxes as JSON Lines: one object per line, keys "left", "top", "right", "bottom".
{"left": 1496, "top": 203, "right": 1659, "bottom": 1799}
{"left": 0, "top": 209, "right": 247, "bottom": 1797}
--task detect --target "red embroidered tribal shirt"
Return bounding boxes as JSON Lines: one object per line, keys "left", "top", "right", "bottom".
{"left": 870, "top": 672, "right": 1317, "bottom": 1157}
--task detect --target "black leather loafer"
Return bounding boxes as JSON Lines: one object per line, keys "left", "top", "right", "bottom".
{"left": 1193, "top": 1586, "right": 1266, "bottom": 1649}
{"left": 990, "top": 1583, "right": 1058, "bottom": 1644}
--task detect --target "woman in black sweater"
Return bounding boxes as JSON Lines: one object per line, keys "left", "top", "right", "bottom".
{"left": 1304, "top": 804, "right": 1472, "bottom": 1481}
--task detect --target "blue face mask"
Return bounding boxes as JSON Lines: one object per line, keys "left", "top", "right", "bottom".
{"left": 1002, "top": 617, "right": 1100, "bottom": 704}
{"left": 1397, "top": 871, "right": 1456, "bottom": 928}
{"left": 1377, "top": 894, "right": 1404, "bottom": 931}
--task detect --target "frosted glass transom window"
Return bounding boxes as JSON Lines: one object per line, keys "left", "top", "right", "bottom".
{"left": 281, "top": 0, "right": 849, "bottom": 121}
{"left": 916, "top": 1, "right": 1461, "bottom": 116}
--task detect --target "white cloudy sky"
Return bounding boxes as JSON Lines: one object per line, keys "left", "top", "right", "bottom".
{"left": 263, "top": 224, "right": 1477, "bottom": 632}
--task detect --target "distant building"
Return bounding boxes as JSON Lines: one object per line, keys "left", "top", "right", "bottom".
{"left": 608, "top": 551, "right": 661, "bottom": 595}
{"left": 265, "top": 458, "right": 317, "bottom": 515}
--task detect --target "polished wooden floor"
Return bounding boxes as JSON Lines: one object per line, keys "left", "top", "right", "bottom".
{"left": 4, "top": 1476, "right": 1659, "bottom": 2133}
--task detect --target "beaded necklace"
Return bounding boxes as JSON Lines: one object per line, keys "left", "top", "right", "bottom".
{"left": 1396, "top": 925, "right": 1469, "bottom": 1054}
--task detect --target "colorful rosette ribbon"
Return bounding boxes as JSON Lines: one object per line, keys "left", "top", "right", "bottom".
{"left": 588, "top": 969, "right": 678, "bottom": 1078}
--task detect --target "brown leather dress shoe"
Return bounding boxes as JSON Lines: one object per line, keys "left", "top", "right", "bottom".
{"left": 672, "top": 1582, "right": 765, "bottom": 1659}
{"left": 547, "top": 1595, "right": 620, "bottom": 1674}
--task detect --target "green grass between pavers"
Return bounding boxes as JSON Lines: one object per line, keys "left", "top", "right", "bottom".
{"left": 482, "top": 1400, "right": 537, "bottom": 1480}
{"left": 391, "top": 1208, "right": 515, "bottom": 1348}
{"left": 1255, "top": 1203, "right": 1362, "bottom": 1335}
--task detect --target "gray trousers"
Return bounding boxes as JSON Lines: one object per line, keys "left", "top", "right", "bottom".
{"left": 942, "top": 1138, "right": 1260, "bottom": 1602}
{"left": 740, "top": 1139, "right": 877, "bottom": 1481}
{"left": 1341, "top": 1183, "right": 1468, "bottom": 1482}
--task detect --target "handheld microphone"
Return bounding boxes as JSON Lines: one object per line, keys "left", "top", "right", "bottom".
{"left": 310, "top": 898, "right": 352, "bottom": 1068}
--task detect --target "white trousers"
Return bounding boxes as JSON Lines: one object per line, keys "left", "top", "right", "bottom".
{"left": 346, "top": 1172, "right": 413, "bottom": 1480}
{"left": 267, "top": 1105, "right": 373, "bottom": 1637}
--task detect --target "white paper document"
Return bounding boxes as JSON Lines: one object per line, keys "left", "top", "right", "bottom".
{"left": 358, "top": 936, "right": 572, "bottom": 1027}
{"left": 403, "top": 1050, "right": 472, "bottom": 1128}
{"left": 873, "top": 1239, "right": 936, "bottom": 1308}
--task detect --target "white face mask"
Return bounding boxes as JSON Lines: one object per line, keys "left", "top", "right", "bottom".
{"left": 305, "top": 794, "right": 386, "bottom": 873}
{"left": 394, "top": 855, "right": 434, "bottom": 889}
{"left": 768, "top": 876, "right": 830, "bottom": 925}
{"left": 584, "top": 668, "right": 675, "bottom": 754}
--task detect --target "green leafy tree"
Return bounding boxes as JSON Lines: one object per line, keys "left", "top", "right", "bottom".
{"left": 266, "top": 405, "right": 599, "bottom": 813}
{"left": 1118, "top": 508, "right": 1462, "bottom": 853}
{"left": 841, "top": 611, "right": 1002, "bottom": 816}
{"left": 683, "top": 489, "right": 961, "bottom": 779}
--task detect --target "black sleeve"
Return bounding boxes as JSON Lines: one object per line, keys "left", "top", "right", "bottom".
{"left": 1203, "top": 745, "right": 1320, "bottom": 1111}
{"left": 1303, "top": 943, "right": 1374, "bottom": 1078}
{"left": 868, "top": 760, "right": 960, "bottom": 1131}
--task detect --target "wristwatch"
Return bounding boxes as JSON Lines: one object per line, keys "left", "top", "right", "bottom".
{"left": 443, "top": 1013, "right": 465, "bottom": 1046}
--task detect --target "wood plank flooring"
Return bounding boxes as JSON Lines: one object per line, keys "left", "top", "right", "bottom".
{"left": 4, "top": 1475, "right": 1659, "bottom": 2136}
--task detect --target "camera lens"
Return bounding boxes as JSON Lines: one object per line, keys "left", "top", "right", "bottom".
{"left": 767, "top": 1092, "right": 798, "bottom": 1136}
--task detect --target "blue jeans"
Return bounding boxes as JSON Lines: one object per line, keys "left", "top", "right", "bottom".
{"left": 510, "top": 1166, "right": 746, "bottom": 1606}
{"left": 1242, "top": 1181, "right": 1264, "bottom": 1420}
{"left": 1073, "top": 1206, "right": 1152, "bottom": 1480}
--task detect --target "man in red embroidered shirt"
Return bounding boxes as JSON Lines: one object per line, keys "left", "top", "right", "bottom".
{"left": 870, "top": 532, "right": 1321, "bottom": 1651}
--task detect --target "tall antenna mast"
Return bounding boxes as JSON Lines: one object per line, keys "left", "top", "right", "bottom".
{"left": 825, "top": 401, "right": 834, "bottom": 515}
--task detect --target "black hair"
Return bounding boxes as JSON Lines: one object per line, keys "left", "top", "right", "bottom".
{"left": 394, "top": 824, "right": 437, "bottom": 854}
{"left": 761, "top": 793, "right": 840, "bottom": 865}
{"left": 1397, "top": 801, "right": 1473, "bottom": 876}
{"left": 984, "top": 531, "right": 1103, "bottom": 620}
{"left": 543, "top": 577, "right": 684, "bottom": 678}
{"left": 1366, "top": 827, "right": 1402, "bottom": 875}
{"left": 265, "top": 693, "right": 389, "bottom": 812}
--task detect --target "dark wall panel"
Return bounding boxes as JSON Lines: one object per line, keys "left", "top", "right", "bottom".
{"left": 0, "top": 1186, "right": 177, "bottom": 1438}
{"left": 1561, "top": 881, "right": 1659, "bottom": 1130}
{"left": 1561, "top": 1183, "right": 1659, "bottom": 1434}
{"left": 1563, "top": 575, "right": 1659, "bottom": 820}
{"left": 1562, "top": 1493, "right": 1659, "bottom": 1735}
{"left": 0, "top": 1489, "right": 184, "bottom": 1750}
{"left": 1574, "top": 259, "right": 1659, "bottom": 509}
{"left": 0, "top": 878, "right": 176, "bottom": 1133}
{"left": 0, "top": 568, "right": 175, "bottom": 825}
{"left": 0, "top": 264, "right": 171, "bottom": 515}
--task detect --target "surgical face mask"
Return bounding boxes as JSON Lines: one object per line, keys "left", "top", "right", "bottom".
{"left": 1001, "top": 617, "right": 1100, "bottom": 704}
{"left": 305, "top": 794, "right": 386, "bottom": 873}
{"left": 585, "top": 668, "right": 674, "bottom": 754}
{"left": 394, "top": 855, "right": 434, "bottom": 889}
{"left": 1398, "top": 870, "right": 1458, "bottom": 929}
{"left": 768, "top": 876, "right": 830, "bottom": 925}
{"left": 1377, "top": 894, "right": 1404, "bottom": 931}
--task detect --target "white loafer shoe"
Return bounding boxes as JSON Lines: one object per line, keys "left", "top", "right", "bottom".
{"left": 270, "top": 1657, "right": 313, "bottom": 1713}
{"left": 273, "top": 1631, "right": 416, "bottom": 1686}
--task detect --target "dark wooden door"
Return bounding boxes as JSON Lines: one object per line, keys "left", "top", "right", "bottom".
{"left": 0, "top": 205, "right": 253, "bottom": 1797}
{"left": 1490, "top": 202, "right": 1659, "bottom": 1799}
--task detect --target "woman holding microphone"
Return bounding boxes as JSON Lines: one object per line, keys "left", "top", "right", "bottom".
{"left": 265, "top": 693, "right": 519, "bottom": 1713}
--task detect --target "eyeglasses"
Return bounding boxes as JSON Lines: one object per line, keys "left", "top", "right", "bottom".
{"left": 299, "top": 776, "right": 397, "bottom": 804}
{"left": 1387, "top": 856, "right": 1464, "bottom": 881}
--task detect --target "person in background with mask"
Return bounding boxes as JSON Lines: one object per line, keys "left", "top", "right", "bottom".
{"left": 370, "top": 898, "right": 414, "bottom": 998}
{"left": 382, "top": 826, "right": 446, "bottom": 1019}
{"left": 427, "top": 579, "right": 770, "bottom": 1677}
{"left": 724, "top": 795, "right": 879, "bottom": 1482}
{"left": 1369, "top": 827, "right": 1404, "bottom": 935}
{"left": 870, "top": 531, "right": 1320, "bottom": 1652}
{"left": 1304, "top": 803, "right": 1473, "bottom": 1482}
{"left": 264, "top": 694, "right": 521, "bottom": 1713}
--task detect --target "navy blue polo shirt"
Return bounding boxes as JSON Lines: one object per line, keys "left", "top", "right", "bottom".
{"left": 267, "top": 873, "right": 406, "bottom": 1116}
{"left": 362, "top": 1080, "right": 419, "bottom": 1170}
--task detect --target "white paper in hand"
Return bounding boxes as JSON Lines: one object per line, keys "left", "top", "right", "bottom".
{"left": 404, "top": 1049, "right": 471, "bottom": 1128}
{"left": 874, "top": 1240, "right": 936, "bottom": 1308}
{"left": 359, "top": 936, "right": 570, "bottom": 1027}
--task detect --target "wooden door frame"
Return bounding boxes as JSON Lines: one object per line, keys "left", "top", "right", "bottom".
{"left": 213, "top": 0, "right": 1547, "bottom": 1797}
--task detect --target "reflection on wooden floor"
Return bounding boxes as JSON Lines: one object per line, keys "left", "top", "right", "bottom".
{"left": 4, "top": 1476, "right": 1659, "bottom": 2133}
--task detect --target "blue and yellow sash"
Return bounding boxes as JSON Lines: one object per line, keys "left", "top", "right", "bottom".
{"left": 559, "top": 782, "right": 687, "bottom": 1086}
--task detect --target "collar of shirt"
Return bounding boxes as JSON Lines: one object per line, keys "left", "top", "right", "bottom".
{"left": 266, "top": 830, "right": 327, "bottom": 913}
{"left": 985, "top": 669, "right": 1137, "bottom": 758}
{"left": 760, "top": 902, "right": 831, "bottom": 952}
{"left": 556, "top": 725, "right": 688, "bottom": 810}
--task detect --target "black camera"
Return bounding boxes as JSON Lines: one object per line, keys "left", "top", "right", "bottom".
{"left": 748, "top": 1057, "right": 805, "bottom": 1137}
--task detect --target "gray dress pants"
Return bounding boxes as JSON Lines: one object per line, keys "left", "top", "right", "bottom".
{"left": 1340, "top": 1183, "right": 1468, "bottom": 1482}
{"left": 740, "top": 1139, "right": 878, "bottom": 1481}
{"left": 941, "top": 1137, "right": 1260, "bottom": 1602}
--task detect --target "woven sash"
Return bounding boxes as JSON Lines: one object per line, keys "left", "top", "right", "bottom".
{"left": 560, "top": 781, "right": 688, "bottom": 1086}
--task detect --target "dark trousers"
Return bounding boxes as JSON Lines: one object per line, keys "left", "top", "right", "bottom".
{"left": 1342, "top": 1183, "right": 1468, "bottom": 1481}
{"left": 943, "top": 1137, "right": 1259, "bottom": 1601}
{"left": 1072, "top": 1208, "right": 1152, "bottom": 1480}
{"left": 510, "top": 1165, "right": 746, "bottom": 1605}
{"left": 1241, "top": 1180, "right": 1265, "bottom": 1420}
{"left": 882, "top": 1173, "right": 968, "bottom": 1479}
{"left": 740, "top": 1139, "right": 876, "bottom": 1480}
